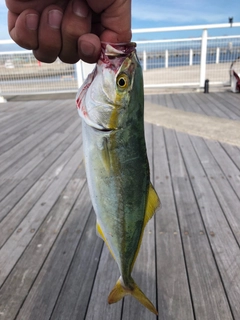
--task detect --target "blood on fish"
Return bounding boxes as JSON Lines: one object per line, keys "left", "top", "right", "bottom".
{"left": 100, "top": 43, "right": 136, "bottom": 73}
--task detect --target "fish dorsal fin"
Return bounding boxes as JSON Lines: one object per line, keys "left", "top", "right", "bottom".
{"left": 131, "top": 183, "right": 160, "bottom": 271}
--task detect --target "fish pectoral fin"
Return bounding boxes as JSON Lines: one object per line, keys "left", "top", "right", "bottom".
{"left": 101, "top": 137, "right": 111, "bottom": 172}
{"left": 108, "top": 277, "right": 158, "bottom": 315}
{"left": 96, "top": 222, "right": 116, "bottom": 261}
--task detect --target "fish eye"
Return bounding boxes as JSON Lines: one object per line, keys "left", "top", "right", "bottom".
{"left": 117, "top": 74, "right": 129, "bottom": 89}
{"left": 118, "top": 78, "right": 126, "bottom": 87}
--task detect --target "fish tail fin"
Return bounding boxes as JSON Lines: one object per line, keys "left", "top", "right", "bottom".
{"left": 108, "top": 277, "right": 158, "bottom": 315}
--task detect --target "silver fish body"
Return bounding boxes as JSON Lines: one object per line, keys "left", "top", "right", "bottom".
{"left": 76, "top": 43, "right": 160, "bottom": 314}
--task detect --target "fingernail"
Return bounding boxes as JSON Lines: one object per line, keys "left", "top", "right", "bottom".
{"left": 26, "top": 14, "right": 38, "bottom": 30}
{"left": 73, "top": 0, "right": 89, "bottom": 18}
{"left": 80, "top": 41, "right": 95, "bottom": 56}
{"left": 48, "top": 10, "right": 63, "bottom": 29}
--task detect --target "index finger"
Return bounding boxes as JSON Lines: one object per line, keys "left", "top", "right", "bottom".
{"left": 88, "top": 0, "right": 132, "bottom": 44}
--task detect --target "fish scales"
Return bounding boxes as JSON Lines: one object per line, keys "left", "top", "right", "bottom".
{"left": 76, "top": 42, "right": 160, "bottom": 315}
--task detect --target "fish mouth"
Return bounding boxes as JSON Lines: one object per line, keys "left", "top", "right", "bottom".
{"left": 100, "top": 127, "right": 113, "bottom": 132}
{"left": 94, "top": 125, "right": 116, "bottom": 133}
{"left": 101, "top": 42, "right": 136, "bottom": 57}
{"left": 99, "top": 42, "right": 137, "bottom": 72}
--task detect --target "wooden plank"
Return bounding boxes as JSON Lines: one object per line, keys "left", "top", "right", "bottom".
{"left": 204, "top": 139, "right": 240, "bottom": 197}
{"left": 0, "top": 106, "right": 70, "bottom": 167}
{"left": 176, "top": 93, "right": 196, "bottom": 113}
{"left": 155, "top": 94, "right": 168, "bottom": 108}
{"left": 0, "top": 111, "right": 78, "bottom": 195}
{"left": 171, "top": 93, "right": 187, "bottom": 111}
{"left": 183, "top": 93, "right": 211, "bottom": 116}
{"left": 0, "top": 100, "right": 59, "bottom": 138}
{"left": 0, "top": 170, "right": 86, "bottom": 320}
{"left": 0, "top": 104, "right": 68, "bottom": 154}
{"left": 0, "top": 136, "right": 82, "bottom": 246}
{"left": 14, "top": 183, "right": 92, "bottom": 320}
{"left": 164, "top": 94, "right": 176, "bottom": 109}
{"left": 220, "top": 92, "right": 240, "bottom": 109}
{"left": 0, "top": 100, "right": 72, "bottom": 154}
{"left": 213, "top": 92, "right": 240, "bottom": 118}
{"left": 0, "top": 132, "right": 60, "bottom": 180}
{"left": 0, "top": 106, "right": 75, "bottom": 171}
{"left": 189, "top": 93, "right": 230, "bottom": 118}
{"left": 0, "top": 120, "right": 79, "bottom": 206}
{"left": 165, "top": 128, "right": 233, "bottom": 320}
{"left": 182, "top": 92, "right": 207, "bottom": 115}
{"left": 0, "top": 117, "right": 80, "bottom": 181}
{"left": 145, "top": 94, "right": 159, "bottom": 105}
{"left": 221, "top": 143, "right": 240, "bottom": 171}
{"left": 0, "top": 128, "right": 81, "bottom": 224}
{"left": 189, "top": 136, "right": 240, "bottom": 245}
{"left": 84, "top": 246, "right": 123, "bottom": 320}
{"left": 0, "top": 100, "right": 46, "bottom": 134}
{"left": 0, "top": 112, "right": 14, "bottom": 125}
{"left": 0, "top": 135, "right": 81, "bottom": 248}
{"left": 203, "top": 93, "right": 240, "bottom": 120}
{"left": 11, "top": 119, "right": 80, "bottom": 180}
{"left": 152, "top": 125, "right": 194, "bottom": 320}
{"left": 176, "top": 131, "right": 240, "bottom": 319}
{"left": 0, "top": 100, "right": 35, "bottom": 111}
{"left": 50, "top": 210, "right": 103, "bottom": 320}
{"left": 0, "top": 146, "right": 83, "bottom": 286}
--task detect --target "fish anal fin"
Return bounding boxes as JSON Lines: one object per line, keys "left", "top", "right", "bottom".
{"left": 96, "top": 221, "right": 105, "bottom": 241}
{"left": 96, "top": 221, "right": 116, "bottom": 261}
{"left": 108, "top": 277, "right": 158, "bottom": 315}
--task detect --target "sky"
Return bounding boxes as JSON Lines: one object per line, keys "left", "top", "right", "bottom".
{"left": 0, "top": 0, "right": 240, "bottom": 43}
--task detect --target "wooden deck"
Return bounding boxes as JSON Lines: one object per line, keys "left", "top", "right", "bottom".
{"left": 0, "top": 92, "right": 240, "bottom": 320}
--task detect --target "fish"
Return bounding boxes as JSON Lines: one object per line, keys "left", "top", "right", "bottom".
{"left": 76, "top": 42, "right": 160, "bottom": 315}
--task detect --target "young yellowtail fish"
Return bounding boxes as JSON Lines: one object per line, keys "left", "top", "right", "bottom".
{"left": 76, "top": 42, "right": 160, "bottom": 315}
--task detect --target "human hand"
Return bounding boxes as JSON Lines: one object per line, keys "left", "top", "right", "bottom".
{"left": 5, "top": 0, "right": 131, "bottom": 63}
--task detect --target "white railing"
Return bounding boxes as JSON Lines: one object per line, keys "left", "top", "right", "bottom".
{"left": 135, "top": 34, "right": 240, "bottom": 88}
{"left": 0, "top": 46, "right": 78, "bottom": 96}
{"left": 132, "top": 23, "right": 240, "bottom": 88}
{"left": 0, "top": 22, "right": 240, "bottom": 96}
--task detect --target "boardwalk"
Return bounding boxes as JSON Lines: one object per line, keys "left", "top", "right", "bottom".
{"left": 0, "top": 92, "right": 240, "bottom": 320}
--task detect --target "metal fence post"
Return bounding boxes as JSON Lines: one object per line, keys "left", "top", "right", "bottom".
{"left": 200, "top": 28, "right": 208, "bottom": 87}
{"left": 216, "top": 47, "right": 220, "bottom": 64}
{"left": 143, "top": 50, "right": 147, "bottom": 71}
{"left": 165, "top": 49, "right": 168, "bottom": 68}
{"left": 189, "top": 49, "right": 193, "bottom": 66}
{"left": 76, "top": 60, "right": 83, "bottom": 88}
